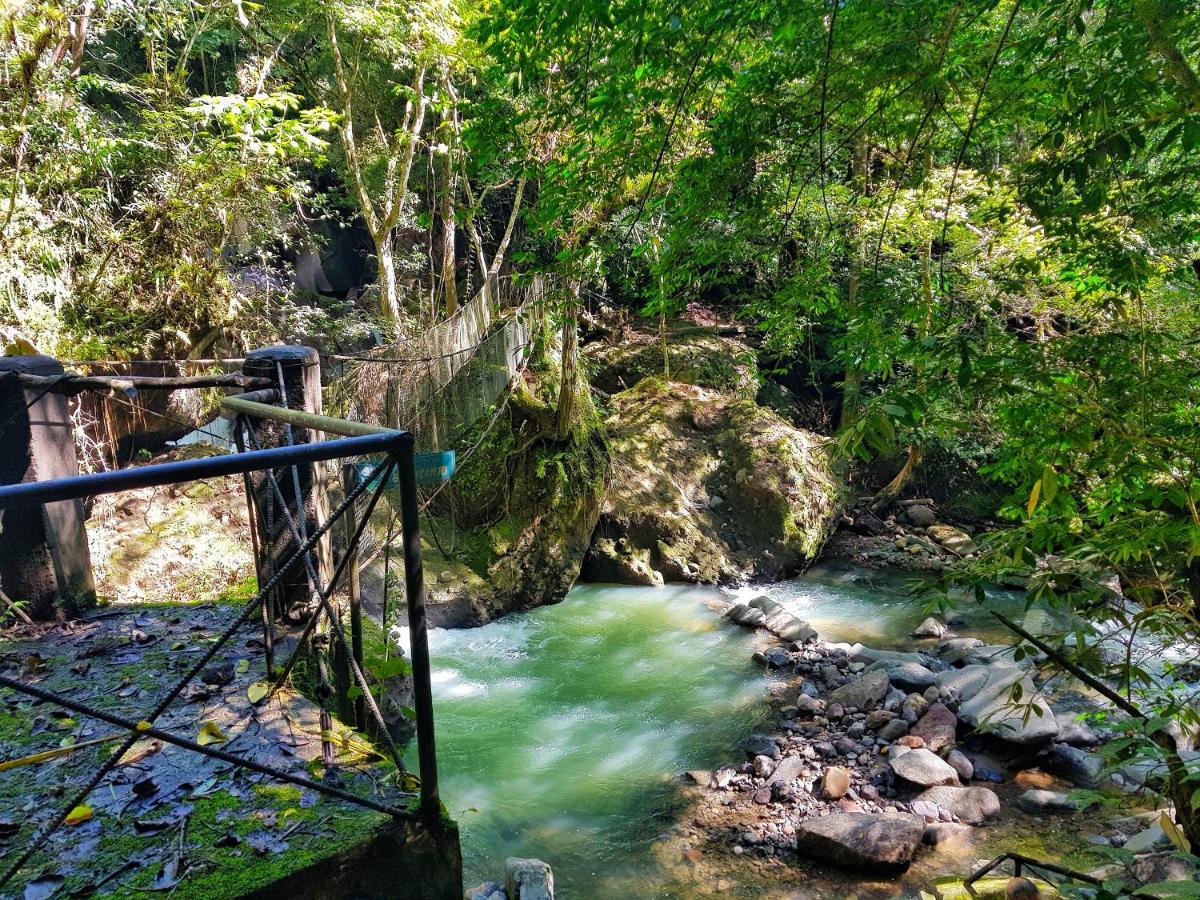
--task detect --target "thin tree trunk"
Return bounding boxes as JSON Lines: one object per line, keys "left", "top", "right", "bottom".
{"left": 439, "top": 71, "right": 458, "bottom": 317}
{"left": 439, "top": 147, "right": 457, "bottom": 316}
{"left": 838, "top": 139, "right": 871, "bottom": 430}
{"left": 556, "top": 281, "right": 581, "bottom": 439}
{"left": 376, "top": 238, "right": 400, "bottom": 323}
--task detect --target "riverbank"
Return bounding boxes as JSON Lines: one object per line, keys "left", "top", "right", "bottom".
{"left": 643, "top": 569, "right": 1190, "bottom": 898}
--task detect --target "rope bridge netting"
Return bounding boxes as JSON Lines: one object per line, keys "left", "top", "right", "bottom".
{"left": 332, "top": 273, "right": 552, "bottom": 452}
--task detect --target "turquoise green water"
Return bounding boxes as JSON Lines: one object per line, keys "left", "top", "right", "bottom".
{"left": 412, "top": 566, "right": 1025, "bottom": 897}
{"left": 414, "top": 583, "right": 768, "bottom": 896}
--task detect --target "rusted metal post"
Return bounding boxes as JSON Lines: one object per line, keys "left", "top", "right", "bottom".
{"left": 241, "top": 346, "right": 332, "bottom": 618}
{"left": 0, "top": 356, "right": 96, "bottom": 620}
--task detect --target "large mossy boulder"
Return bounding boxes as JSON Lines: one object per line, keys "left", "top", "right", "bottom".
{"left": 583, "top": 375, "right": 840, "bottom": 585}
{"left": 436, "top": 372, "right": 609, "bottom": 624}
{"left": 586, "top": 325, "right": 760, "bottom": 397}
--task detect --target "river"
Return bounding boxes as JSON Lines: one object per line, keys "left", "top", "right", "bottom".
{"left": 405, "top": 562, "right": 1028, "bottom": 897}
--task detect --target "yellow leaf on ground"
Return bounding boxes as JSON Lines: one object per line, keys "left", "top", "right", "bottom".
{"left": 65, "top": 804, "right": 93, "bottom": 826}
{"left": 197, "top": 721, "right": 230, "bottom": 746}
{"left": 247, "top": 682, "right": 270, "bottom": 705}
{"left": 236, "top": 659, "right": 250, "bottom": 675}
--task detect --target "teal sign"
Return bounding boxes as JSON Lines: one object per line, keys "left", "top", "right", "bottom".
{"left": 357, "top": 451, "right": 455, "bottom": 488}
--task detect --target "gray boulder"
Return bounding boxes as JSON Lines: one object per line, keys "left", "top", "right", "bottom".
{"left": 946, "top": 749, "right": 974, "bottom": 783}
{"left": 937, "top": 665, "right": 1059, "bottom": 745}
{"left": 505, "top": 858, "right": 554, "bottom": 900}
{"left": 911, "top": 617, "right": 946, "bottom": 639}
{"left": 1017, "top": 790, "right": 1078, "bottom": 814}
{"left": 748, "top": 595, "right": 817, "bottom": 643}
{"left": 466, "top": 883, "right": 507, "bottom": 900}
{"left": 795, "top": 812, "right": 925, "bottom": 870}
{"left": 726, "top": 604, "right": 765, "bottom": 627}
{"left": 914, "top": 785, "right": 1000, "bottom": 825}
{"left": 1043, "top": 743, "right": 1103, "bottom": 786}
{"left": 889, "top": 747, "right": 960, "bottom": 788}
{"left": 767, "top": 755, "right": 806, "bottom": 786}
{"left": 830, "top": 670, "right": 890, "bottom": 711}
{"left": 904, "top": 504, "right": 937, "bottom": 527}
{"left": 878, "top": 661, "right": 940, "bottom": 691}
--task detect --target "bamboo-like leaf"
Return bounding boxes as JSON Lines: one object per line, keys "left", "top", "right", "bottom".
{"left": 1161, "top": 811, "right": 1191, "bottom": 852}
{"left": 1042, "top": 464, "right": 1058, "bottom": 504}
{"left": 1026, "top": 479, "right": 1042, "bottom": 517}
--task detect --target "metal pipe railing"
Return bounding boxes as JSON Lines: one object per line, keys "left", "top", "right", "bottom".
{"left": 0, "top": 422, "right": 441, "bottom": 822}
{"left": 0, "top": 431, "right": 402, "bottom": 509}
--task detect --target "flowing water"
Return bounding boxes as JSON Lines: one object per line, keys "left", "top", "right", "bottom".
{"left": 407, "top": 564, "right": 1027, "bottom": 897}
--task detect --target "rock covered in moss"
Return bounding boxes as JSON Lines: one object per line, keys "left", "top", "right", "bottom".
{"left": 585, "top": 376, "right": 840, "bottom": 585}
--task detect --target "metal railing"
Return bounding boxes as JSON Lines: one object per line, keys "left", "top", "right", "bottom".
{"left": 0, "top": 416, "right": 441, "bottom": 891}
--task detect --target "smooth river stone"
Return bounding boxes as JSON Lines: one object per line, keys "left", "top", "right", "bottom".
{"left": 889, "top": 748, "right": 960, "bottom": 788}
{"left": 795, "top": 812, "right": 925, "bottom": 870}
{"left": 914, "top": 785, "right": 1000, "bottom": 824}
{"left": 829, "top": 670, "right": 889, "bottom": 711}
{"left": 937, "top": 665, "right": 1059, "bottom": 745}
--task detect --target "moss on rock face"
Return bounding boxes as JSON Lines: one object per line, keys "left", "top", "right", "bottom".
{"left": 586, "top": 325, "right": 760, "bottom": 397}
{"left": 416, "top": 369, "right": 610, "bottom": 624}
{"left": 584, "top": 375, "right": 840, "bottom": 585}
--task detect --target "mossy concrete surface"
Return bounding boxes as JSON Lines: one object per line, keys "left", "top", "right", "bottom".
{"left": 0, "top": 602, "right": 461, "bottom": 899}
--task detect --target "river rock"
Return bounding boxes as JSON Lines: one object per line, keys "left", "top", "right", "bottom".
{"left": 505, "top": 857, "right": 554, "bottom": 900}
{"left": 1017, "top": 789, "right": 1078, "bottom": 814}
{"left": 830, "top": 669, "right": 890, "bottom": 711}
{"left": 911, "top": 617, "right": 946, "bottom": 639}
{"left": 795, "top": 812, "right": 925, "bottom": 870}
{"left": 1126, "top": 822, "right": 1168, "bottom": 853}
{"left": 879, "top": 661, "right": 940, "bottom": 691}
{"left": 726, "top": 604, "right": 766, "bottom": 627}
{"left": 749, "top": 595, "right": 817, "bottom": 643}
{"left": 909, "top": 703, "right": 958, "bottom": 753}
{"left": 1043, "top": 743, "right": 1103, "bottom": 786}
{"left": 946, "top": 749, "right": 974, "bottom": 782}
{"left": 767, "top": 755, "right": 806, "bottom": 786}
{"left": 915, "top": 785, "right": 1000, "bottom": 824}
{"left": 760, "top": 647, "right": 791, "bottom": 668}
{"left": 752, "top": 755, "right": 776, "bottom": 778}
{"left": 1057, "top": 719, "right": 1099, "bottom": 747}
{"left": 927, "top": 524, "right": 978, "bottom": 555}
{"left": 879, "top": 720, "right": 910, "bottom": 744}
{"left": 795, "top": 694, "right": 825, "bottom": 717}
{"left": 937, "top": 665, "right": 1059, "bottom": 745}
{"left": 743, "top": 734, "right": 778, "bottom": 758}
{"left": 889, "top": 748, "right": 960, "bottom": 788}
{"left": 466, "top": 882, "right": 506, "bottom": 900}
{"left": 849, "top": 644, "right": 934, "bottom": 667}
{"left": 821, "top": 766, "right": 852, "bottom": 800}
{"left": 904, "top": 504, "right": 937, "bottom": 527}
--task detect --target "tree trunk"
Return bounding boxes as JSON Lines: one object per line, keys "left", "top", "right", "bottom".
{"left": 376, "top": 237, "right": 400, "bottom": 323}
{"left": 872, "top": 444, "right": 922, "bottom": 511}
{"left": 838, "top": 252, "right": 862, "bottom": 429}
{"left": 555, "top": 282, "right": 580, "bottom": 439}
{"left": 838, "top": 139, "right": 870, "bottom": 430}
{"left": 439, "top": 147, "right": 457, "bottom": 316}
{"left": 439, "top": 73, "right": 458, "bottom": 317}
